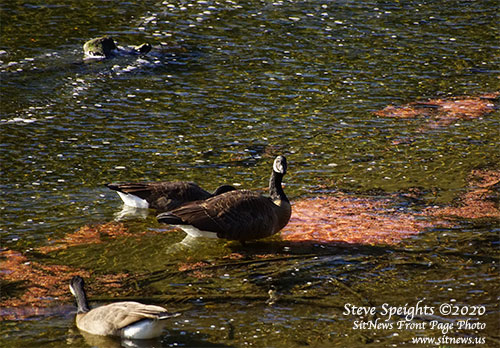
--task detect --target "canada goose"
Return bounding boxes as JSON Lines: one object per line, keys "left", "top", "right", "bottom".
{"left": 83, "top": 36, "right": 152, "bottom": 59}
{"left": 83, "top": 36, "right": 117, "bottom": 58}
{"left": 69, "top": 276, "right": 179, "bottom": 339}
{"left": 105, "top": 181, "right": 235, "bottom": 212}
{"left": 157, "top": 156, "right": 291, "bottom": 241}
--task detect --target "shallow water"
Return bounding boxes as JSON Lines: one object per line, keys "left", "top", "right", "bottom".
{"left": 1, "top": 0, "right": 499, "bottom": 347}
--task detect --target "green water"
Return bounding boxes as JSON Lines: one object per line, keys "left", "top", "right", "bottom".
{"left": 1, "top": 0, "right": 499, "bottom": 347}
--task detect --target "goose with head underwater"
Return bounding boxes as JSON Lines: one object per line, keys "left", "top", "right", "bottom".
{"left": 157, "top": 155, "right": 291, "bottom": 241}
{"left": 69, "top": 276, "right": 179, "bottom": 339}
{"left": 105, "top": 181, "right": 235, "bottom": 212}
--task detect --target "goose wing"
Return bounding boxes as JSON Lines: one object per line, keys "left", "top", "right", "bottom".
{"left": 78, "top": 302, "right": 171, "bottom": 335}
{"left": 106, "top": 182, "right": 212, "bottom": 211}
{"left": 166, "top": 190, "right": 282, "bottom": 241}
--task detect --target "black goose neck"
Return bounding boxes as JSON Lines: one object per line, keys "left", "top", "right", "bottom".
{"left": 74, "top": 285, "right": 91, "bottom": 313}
{"left": 269, "top": 170, "right": 288, "bottom": 202}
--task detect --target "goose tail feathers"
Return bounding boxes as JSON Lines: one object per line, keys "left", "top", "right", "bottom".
{"left": 105, "top": 183, "right": 121, "bottom": 191}
{"left": 158, "top": 312, "right": 181, "bottom": 320}
{"left": 157, "top": 212, "right": 184, "bottom": 225}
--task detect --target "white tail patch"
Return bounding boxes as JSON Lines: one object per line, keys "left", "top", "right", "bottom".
{"left": 122, "top": 319, "right": 166, "bottom": 339}
{"left": 179, "top": 225, "right": 218, "bottom": 239}
{"left": 116, "top": 192, "right": 149, "bottom": 209}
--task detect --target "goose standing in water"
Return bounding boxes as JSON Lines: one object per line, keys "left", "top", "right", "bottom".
{"left": 69, "top": 276, "right": 179, "bottom": 339}
{"left": 105, "top": 181, "right": 235, "bottom": 212}
{"left": 157, "top": 155, "right": 291, "bottom": 241}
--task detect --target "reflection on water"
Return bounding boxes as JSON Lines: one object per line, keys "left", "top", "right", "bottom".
{"left": 113, "top": 206, "right": 150, "bottom": 221}
{"left": 79, "top": 330, "right": 166, "bottom": 348}
{"left": 160, "top": 234, "right": 222, "bottom": 257}
{"left": 1, "top": 0, "right": 499, "bottom": 346}
{"left": 77, "top": 331, "right": 124, "bottom": 348}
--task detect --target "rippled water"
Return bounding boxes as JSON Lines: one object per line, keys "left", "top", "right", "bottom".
{"left": 1, "top": 0, "right": 499, "bottom": 347}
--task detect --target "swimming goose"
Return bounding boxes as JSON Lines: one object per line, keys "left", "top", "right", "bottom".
{"left": 157, "top": 156, "right": 291, "bottom": 241}
{"left": 69, "top": 276, "right": 179, "bottom": 339}
{"left": 105, "top": 181, "right": 235, "bottom": 212}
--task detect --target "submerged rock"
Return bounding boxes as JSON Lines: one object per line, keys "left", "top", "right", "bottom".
{"left": 83, "top": 36, "right": 152, "bottom": 59}
{"left": 374, "top": 92, "right": 499, "bottom": 127}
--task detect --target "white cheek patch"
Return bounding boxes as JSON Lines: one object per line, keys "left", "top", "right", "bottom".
{"left": 273, "top": 157, "right": 286, "bottom": 174}
{"left": 273, "top": 159, "right": 282, "bottom": 173}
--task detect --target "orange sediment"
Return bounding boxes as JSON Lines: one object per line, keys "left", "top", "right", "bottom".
{"left": 37, "top": 222, "right": 132, "bottom": 254}
{"left": 282, "top": 194, "right": 434, "bottom": 245}
{"left": 374, "top": 92, "right": 499, "bottom": 127}
{"left": 428, "top": 169, "right": 500, "bottom": 219}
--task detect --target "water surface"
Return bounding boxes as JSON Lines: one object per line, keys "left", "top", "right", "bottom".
{"left": 1, "top": 0, "right": 499, "bottom": 347}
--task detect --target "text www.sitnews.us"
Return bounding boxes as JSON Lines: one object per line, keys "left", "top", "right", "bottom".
{"left": 411, "top": 335, "right": 486, "bottom": 345}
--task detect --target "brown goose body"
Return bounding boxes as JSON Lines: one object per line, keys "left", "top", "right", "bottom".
{"left": 157, "top": 156, "right": 291, "bottom": 241}
{"left": 70, "top": 276, "right": 179, "bottom": 339}
{"left": 106, "top": 181, "right": 235, "bottom": 212}
{"left": 75, "top": 302, "right": 172, "bottom": 338}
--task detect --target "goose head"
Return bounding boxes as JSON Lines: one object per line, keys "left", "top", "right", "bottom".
{"left": 269, "top": 155, "right": 290, "bottom": 207}
{"left": 273, "top": 155, "right": 287, "bottom": 175}
{"left": 70, "top": 276, "right": 84, "bottom": 297}
{"left": 69, "top": 275, "right": 90, "bottom": 313}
